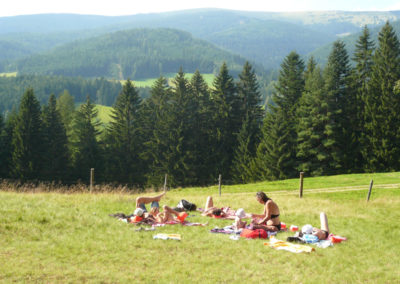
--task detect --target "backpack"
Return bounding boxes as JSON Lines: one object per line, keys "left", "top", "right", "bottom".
{"left": 240, "top": 229, "right": 268, "bottom": 239}
{"left": 177, "top": 199, "right": 197, "bottom": 211}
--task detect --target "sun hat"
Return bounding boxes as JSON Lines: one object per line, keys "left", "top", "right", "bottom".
{"left": 235, "top": 208, "right": 246, "bottom": 219}
{"left": 302, "top": 224, "right": 313, "bottom": 234}
{"left": 134, "top": 208, "right": 144, "bottom": 217}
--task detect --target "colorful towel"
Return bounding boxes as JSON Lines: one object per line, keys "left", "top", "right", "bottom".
{"left": 153, "top": 233, "right": 181, "bottom": 241}
{"left": 264, "top": 238, "right": 315, "bottom": 253}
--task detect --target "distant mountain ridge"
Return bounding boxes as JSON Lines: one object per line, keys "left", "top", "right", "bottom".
{"left": 308, "top": 20, "right": 400, "bottom": 66}
{"left": 1, "top": 9, "right": 400, "bottom": 76}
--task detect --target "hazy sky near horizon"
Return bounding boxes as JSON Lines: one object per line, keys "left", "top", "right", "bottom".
{"left": 2, "top": 0, "right": 400, "bottom": 17}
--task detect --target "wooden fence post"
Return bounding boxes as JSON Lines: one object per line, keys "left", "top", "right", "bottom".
{"left": 164, "top": 174, "right": 168, "bottom": 191}
{"left": 218, "top": 174, "right": 222, "bottom": 196}
{"left": 367, "top": 179, "right": 373, "bottom": 202}
{"left": 299, "top": 172, "right": 304, "bottom": 198}
{"left": 90, "top": 168, "right": 94, "bottom": 193}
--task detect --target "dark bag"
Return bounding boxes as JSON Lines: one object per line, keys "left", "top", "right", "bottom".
{"left": 177, "top": 199, "right": 197, "bottom": 211}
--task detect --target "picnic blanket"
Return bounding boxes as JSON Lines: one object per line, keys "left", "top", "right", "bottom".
{"left": 264, "top": 237, "right": 315, "bottom": 253}
{"left": 153, "top": 221, "right": 208, "bottom": 227}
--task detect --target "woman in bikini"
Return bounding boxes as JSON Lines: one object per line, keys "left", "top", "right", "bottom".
{"left": 250, "top": 191, "right": 281, "bottom": 231}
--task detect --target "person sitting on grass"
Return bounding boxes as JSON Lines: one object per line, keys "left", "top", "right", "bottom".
{"left": 250, "top": 191, "right": 281, "bottom": 231}
{"left": 201, "top": 196, "right": 237, "bottom": 219}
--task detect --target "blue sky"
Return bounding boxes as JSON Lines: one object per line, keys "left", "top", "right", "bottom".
{"left": 2, "top": 0, "right": 400, "bottom": 17}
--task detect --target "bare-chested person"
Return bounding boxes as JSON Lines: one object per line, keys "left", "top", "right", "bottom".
{"left": 250, "top": 191, "right": 281, "bottom": 231}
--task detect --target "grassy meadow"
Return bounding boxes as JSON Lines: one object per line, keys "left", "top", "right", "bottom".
{"left": 0, "top": 72, "right": 17, "bottom": 77}
{"left": 0, "top": 173, "right": 399, "bottom": 283}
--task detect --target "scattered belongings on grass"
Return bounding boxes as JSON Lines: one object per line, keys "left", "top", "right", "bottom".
{"left": 135, "top": 227, "right": 155, "bottom": 232}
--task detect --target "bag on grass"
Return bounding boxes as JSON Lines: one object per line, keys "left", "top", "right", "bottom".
{"left": 177, "top": 199, "right": 197, "bottom": 211}
{"left": 240, "top": 229, "right": 268, "bottom": 239}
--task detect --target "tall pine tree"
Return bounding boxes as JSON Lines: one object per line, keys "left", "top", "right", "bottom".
{"left": 253, "top": 52, "right": 304, "bottom": 180}
{"left": 352, "top": 26, "right": 375, "bottom": 171}
{"left": 71, "top": 96, "right": 103, "bottom": 181}
{"left": 365, "top": 21, "right": 400, "bottom": 171}
{"left": 189, "top": 70, "right": 214, "bottom": 185}
{"left": 296, "top": 65, "right": 330, "bottom": 176}
{"left": 232, "top": 62, "right": 264, "bottom": 182}
{"left": 322, "top": 40, "right": 352, "bottom": 174}
{"left": 140, "top": 76, "right": 173, "bottom": 187}
{"left": 210, "top": 62, "right": 240, "bottom": 180}
{"left": 41, "top": 94, "right": 70, "bottom": 181}
{"left": 12, "top": 88, "right": 44, "bottom": 180}
{"left": 105, "top": 79, "right": 143, "bottom": 185}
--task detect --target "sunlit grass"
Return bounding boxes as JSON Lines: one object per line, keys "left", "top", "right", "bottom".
{"left": 0, "top": 173, "right": 399, "bottom": 282}
{"left": 0, "top": 72, "right": 17, "bottom": 77}
{"left": 94, "top": 104, "right": 113, "bottom": 124}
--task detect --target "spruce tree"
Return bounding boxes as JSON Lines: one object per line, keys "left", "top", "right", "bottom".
{"left": 41, "top": 94, "right": 70, "bottom": 181}
{"left": 231, "top": 115, "right": 254, "bottom": 183}
{"left": 166, "top": 68, "right": 197, "bottom": 186}
{"left": 140, "top": 76, "right": 172, "bottom": 187}
{"left": 296, "top": 66, "right": 330, "bottom": 176}
{"left": 56, "top": 90, "right": 75, "bottom": 136}
{"left": 0, "top": 114, "right": 8, "bottom": 178}
{"left": 0, "top": 110, "right": 17, "bottom": 178}
{"left": 210, "top": 62, "right": 239, "bottom": 180}
{"left": 366, "top": 22, "right": 400, "bottom": 171}
{"left": 352, "top": 26, "right": 375, "bottom": 171}
{"left": 105, "top": 79, "right": 143, "bottom": 185}
{"left": 71, "top": 96, "right": 102, "bottom": 181}
{"left": 189, "top": 70, "right": 214, "bottom": 184}
{"left": 254, "top": 52, "right": 304, "bottom": 180}
{"left": 11, "top": 88, "right": 44, "bottom": 180}
{"left": 236, "top": 61, "right": 264, "bottom": 155}
{"left": 322, "top": 40, "right": 352, "bottom": 174}
{"left": 251, "top": 109, "right": 293, "bottom": 180}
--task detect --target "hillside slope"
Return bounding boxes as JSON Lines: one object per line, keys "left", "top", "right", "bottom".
{"left": 13, "top": 28, "right": 248, "bottom": 79}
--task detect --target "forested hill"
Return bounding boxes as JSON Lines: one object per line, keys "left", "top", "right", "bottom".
{"left": 308, "top": 20, "right": 400, "bottom": 66}
{"left": 2, "top": 9, "right": 400, "bottom": 72}
{"left": 13, "top": 28, "right": 248, "bottom": 79}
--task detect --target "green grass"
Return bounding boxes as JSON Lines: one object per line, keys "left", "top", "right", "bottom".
{"left": 94, "top": 104, "right": 114, "bottom": 124}
{"left": 0, "top": 72, "right": 17, "bottom": 77}
{"left": 1, "top": 173, "right": 399, "bottom": 282}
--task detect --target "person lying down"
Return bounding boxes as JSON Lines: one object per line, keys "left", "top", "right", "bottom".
{"left": 201, "top": 196, "right": 250, "bottom": 220}
{"left": 132, "top": 192, "right": 188, "bottom": 223}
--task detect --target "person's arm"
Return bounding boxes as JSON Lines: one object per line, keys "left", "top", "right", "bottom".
{"left": 257, "top": 202, "right": 271, "bottom": 225}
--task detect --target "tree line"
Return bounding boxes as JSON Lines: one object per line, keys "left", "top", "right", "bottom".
{"left": 1, "top": 22, "right": 400, "bottom": 188}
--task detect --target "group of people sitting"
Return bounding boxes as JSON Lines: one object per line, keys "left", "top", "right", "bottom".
{"left": 131, "top": 190, "right": 330, "bottom": 241}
